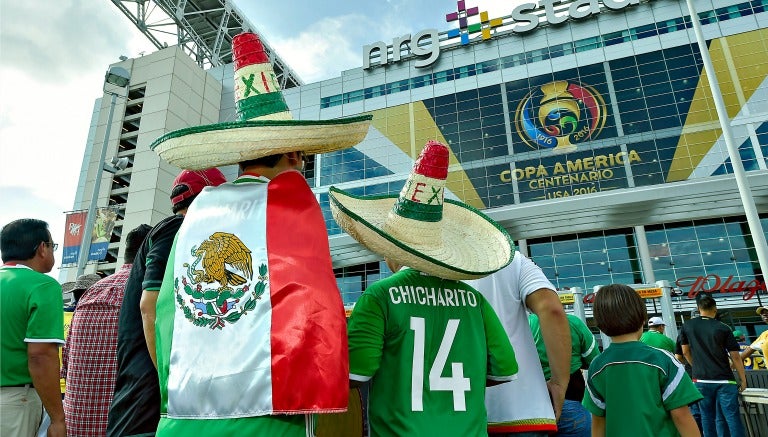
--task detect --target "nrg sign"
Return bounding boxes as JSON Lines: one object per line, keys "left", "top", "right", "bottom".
{"left": 364, "top": 0, "right": 647, "bottom": 70}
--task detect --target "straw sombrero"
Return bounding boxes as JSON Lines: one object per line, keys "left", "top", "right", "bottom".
{"left": 61, "top": 273, "right": 102, "bottom": 295}
{"left": 329, "top": 140, "right": 514, "bottom": 280}
{"left": 150, "top": 32, "right": 372, "bottom": 170}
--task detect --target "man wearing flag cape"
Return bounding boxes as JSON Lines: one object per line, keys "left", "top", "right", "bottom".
{"left": 329, "top": 140, "right": 519, "bottom": 436}
{"left": 149, "top": 32, "right": 372, "bottom": 436}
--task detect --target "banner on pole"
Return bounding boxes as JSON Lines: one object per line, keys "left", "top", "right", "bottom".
{"left": 62, "top": 211, "right": 87, "bottom": 265}
{"left": 88, "top": 207, "right": 118, "bottom": 261}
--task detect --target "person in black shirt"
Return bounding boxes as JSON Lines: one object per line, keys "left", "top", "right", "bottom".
{"left": 680, "top": 294, "right": 746, "bottom": 437}
{"left": 107, "top": 169, "right": 225, "bottom": 437}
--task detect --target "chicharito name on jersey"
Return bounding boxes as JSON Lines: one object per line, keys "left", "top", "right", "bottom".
{"left": 388, "top": 285, "right": 478, "bottom": 307}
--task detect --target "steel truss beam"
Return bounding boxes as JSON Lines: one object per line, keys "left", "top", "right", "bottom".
{"left": 109, "top": 0, "right": 302, "bottom": 88}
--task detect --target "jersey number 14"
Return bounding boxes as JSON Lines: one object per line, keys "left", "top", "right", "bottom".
{"left": 410, "top": 316, "right": 471, "bottom": 412}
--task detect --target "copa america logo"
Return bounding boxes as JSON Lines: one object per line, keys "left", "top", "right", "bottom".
{"left": 515, "top": 80, "right": 607, "bottom": 153}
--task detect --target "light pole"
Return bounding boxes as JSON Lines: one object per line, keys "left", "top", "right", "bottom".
{"left": 683, "top": 0, "right": 768, "bottom": 281}
{"left": 76, "top": 66, "right": 131, "bottom": 276}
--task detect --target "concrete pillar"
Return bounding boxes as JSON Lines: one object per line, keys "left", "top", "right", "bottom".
{"left": 657, "top": 279, "right": 678, "bottom": 341}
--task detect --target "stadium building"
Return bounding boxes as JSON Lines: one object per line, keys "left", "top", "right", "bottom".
{"left": 67, "top": 0, "right": 768, "bottom": 339}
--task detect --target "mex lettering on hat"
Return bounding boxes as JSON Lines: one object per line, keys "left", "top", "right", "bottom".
{"left": 403, "top": 174, "right": 444, "bottom": 205}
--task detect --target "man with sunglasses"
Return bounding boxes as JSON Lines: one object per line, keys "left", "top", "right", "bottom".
{"left": 0, "top": 218, "right": 66, "bottom": 437}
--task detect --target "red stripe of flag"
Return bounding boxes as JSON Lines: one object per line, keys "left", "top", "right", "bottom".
{"left": 266, "top": 170, "right": 349, "bottom": 412}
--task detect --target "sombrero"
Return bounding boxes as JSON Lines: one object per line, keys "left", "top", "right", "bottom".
{"left": 150, "top": 32, "right": 372, "bottom": 170}
{"left": 61, "top": 273, "right": 102, "bottom": 294}
{"left": 329, "top": 140, "right": 514, "bottom": 280}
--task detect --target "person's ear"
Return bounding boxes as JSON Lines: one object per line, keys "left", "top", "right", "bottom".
{"left": 285, "top": 152, "right": 304, "bottom": 170}
{"left": 36, "top": 241, "right": 46, "bottom": 255}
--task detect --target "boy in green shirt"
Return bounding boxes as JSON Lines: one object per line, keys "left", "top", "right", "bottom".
{"left": 583, "top": 284, "right": 702, "bottom": 437}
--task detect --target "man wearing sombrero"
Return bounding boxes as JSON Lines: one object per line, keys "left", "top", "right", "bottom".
{"left": 150, "top": 32, "right": 371, "bottom": 435}
{"left": 329, "top": 140, "right": 518, "bottom": 436}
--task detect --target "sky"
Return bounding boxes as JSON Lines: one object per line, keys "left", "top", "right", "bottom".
{"left": 0, "top": 0, "right": 524, "bottom": 277}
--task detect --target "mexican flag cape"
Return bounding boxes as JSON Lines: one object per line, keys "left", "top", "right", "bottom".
{"left": 155, "top": 170, "right": 349, "bottom": 421}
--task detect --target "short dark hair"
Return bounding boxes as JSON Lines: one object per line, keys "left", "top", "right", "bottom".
{"left": 171, "top": 184, "right": 194, "bottom": 213}
{"left": 594, "top": 283, "right": 647, "bottom": 337}
{"left": 238, "top": 154, "right": 284, "bottom": 171}
{"left": 696, "top": 294, "right": 717, "bottom": 311}
{"left": 124, "top": 224, "right": 151, "bottom": 263}
{"left": 0, "top": 219, "right": 51, "bottom": 262}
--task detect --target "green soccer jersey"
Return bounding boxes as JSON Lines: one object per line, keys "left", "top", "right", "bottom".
{"left": 640, "top": 330, "right": 676, "bottom": 353}
{"left": 1, "top": 265, "right": 64, "bottom": 386}
{"left": 583, "top": 341, "right": 702, "bottom": 437}
{"left": 530, "top": 313, "right": 599, "bottom": 378}
{"left": 348, "top": 268, "right": 517, "bottom": 437}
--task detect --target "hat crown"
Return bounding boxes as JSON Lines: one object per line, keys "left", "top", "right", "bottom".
{"left": 232, "top": 32, "right": 292, "bottom": 122}
{"left": 75, "top": 273, "right": 101, "bottom": 290}
{"left": 389, "top": 141, "right": 448, "bottom": 229}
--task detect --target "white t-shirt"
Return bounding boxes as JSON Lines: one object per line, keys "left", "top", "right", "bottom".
{"left": 467, "top": 251, "right": 557, "bottom": 433}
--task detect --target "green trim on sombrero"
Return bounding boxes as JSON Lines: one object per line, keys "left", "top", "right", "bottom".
{"left": 149, "top": 114, "right": 373, "bottom": 151}
{"left": 236, "top": 92, "right": 289, "bottom": 121}
{"left": 328, "top": 187, "right": 514, "bottom": 276}
{"left": 392, "top": 198, "right": 443, "bottom": 222}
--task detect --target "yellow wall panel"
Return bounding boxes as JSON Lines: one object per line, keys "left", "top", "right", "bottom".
{"left": 668, "top": 28, "right": 768, "bottom": 181}
{"left": 369, "top": 103, "right": 485, "bottom": 208}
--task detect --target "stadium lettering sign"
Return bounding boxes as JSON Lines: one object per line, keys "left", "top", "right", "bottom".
{"left": 364, "top": 0, "right": 646, "bottom": 69}
{"left": 579, "top": 275, "right": 767, "bottom": 304}
{"left": 675, "top": 274, "right": 767, "bottom": 301}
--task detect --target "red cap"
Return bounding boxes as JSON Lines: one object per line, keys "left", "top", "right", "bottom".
{"left": 171, "top": 168, "right": 226, "bottom": 207}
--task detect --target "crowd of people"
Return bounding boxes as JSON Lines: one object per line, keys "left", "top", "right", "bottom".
{"left": 1, "top": 31, "right": 763, "bottom": 437}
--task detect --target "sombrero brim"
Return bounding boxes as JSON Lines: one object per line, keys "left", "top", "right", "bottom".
{"left": 150, "top": 115, "right": 373, "bottom": 170}
{"left": 328, "top": 187, "right": 514, "bottom": 280}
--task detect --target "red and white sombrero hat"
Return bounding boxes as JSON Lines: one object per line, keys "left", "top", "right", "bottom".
{"left": 329, "top": 140, "right": 514, "bottom": 280}
{"left": 151, "top": 32, "right": 372, "bottom": 170}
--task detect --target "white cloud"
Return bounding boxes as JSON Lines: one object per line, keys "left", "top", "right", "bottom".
{"left": 269, "top": 16, "right": 364, "bottom": 83}
{"left": 0, "top": 1, "right": 153, "bottom": 278}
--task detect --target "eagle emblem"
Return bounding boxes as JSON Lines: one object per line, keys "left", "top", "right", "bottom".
{"left": 175, "top": 232, "right": 267, "bottom": 329}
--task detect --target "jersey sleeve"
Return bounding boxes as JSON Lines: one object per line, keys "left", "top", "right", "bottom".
{"left": 582, "top": 363, "right": 606, "bottom": 416}
{"left": 480, "top": 296, "right": 518, "bottom": 381}
{"left": 576, "top": 319, "right": 599, "bottom": 367}
{"left": 142, "top": 219, "right": 181, "bottom": 292}
{"left": 26, "top": 278, "right": 64, "bottom": 344}
{"left": 660, "top": 351, "right": 702, "bottom": 410}
{"left": 749, "top": 331, "right": 767, "bottom": 350}
{"left": 679, "top": 324, "right": 689, "bottom": 345}
{"left": 347, "top": 291, "right": 387, "bottom": 382}
{"left": 757, "top": 331, "right": 768, "bottom": 359}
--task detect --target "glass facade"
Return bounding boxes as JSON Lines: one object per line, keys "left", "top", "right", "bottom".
{"left": 320, "top": 0, "right": 768, "bottom": 109}
{"left": 297, "top": 1, "right": 768, "bottom": 309}
{"left": 316, "top": 35, "right": 767, "bottom": 231}
{"left": 333, "top": 216, "right": 768, "bottom": 310}
{"left": 528, "top": 216, "right": 768, "bottom": 293}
